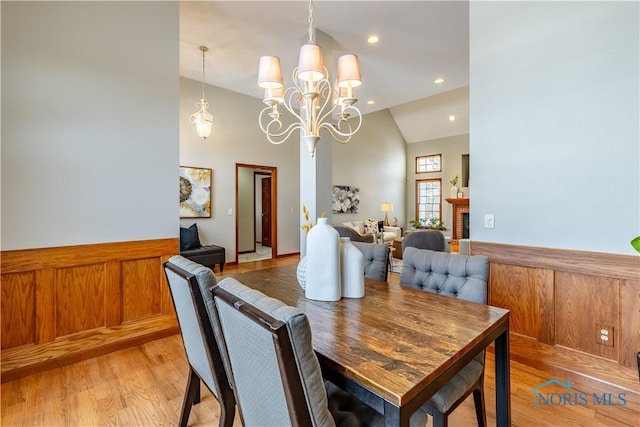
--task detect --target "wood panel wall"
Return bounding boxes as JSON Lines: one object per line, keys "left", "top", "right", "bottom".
{"left": 472, "top": 241, "right": 640, "bottom": 395}
{"left": 1, "top": 239, "right": 180, "bottom": 382}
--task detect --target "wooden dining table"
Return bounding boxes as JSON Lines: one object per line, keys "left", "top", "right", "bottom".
{"left": 230, "top": 265, "right": 511, "bottom": 427}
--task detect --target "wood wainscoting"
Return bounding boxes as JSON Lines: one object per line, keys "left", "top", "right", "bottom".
{"left": 1, "top": 239, "right": 180, "bottom": 382}
{"left": 472, "top": 241, "right": 640, "bottom": 399}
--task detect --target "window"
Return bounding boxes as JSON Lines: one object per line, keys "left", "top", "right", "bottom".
{"left": 415, "top": 179, "right": 441, "bottom": 224}
{"left": 416, "top": 154, "right": 441, "bottom": 173}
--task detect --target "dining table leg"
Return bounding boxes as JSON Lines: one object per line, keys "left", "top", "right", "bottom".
{"left": 494, "top": 322, "right": 511, "bottom": 427}
{"left": 383, "top": 400, "right": 409, "bottom": 427}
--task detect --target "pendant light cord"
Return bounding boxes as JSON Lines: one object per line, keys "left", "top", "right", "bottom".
{"left": 307, "top": 0, "right": 314, "bottom": 44}
{"left": 201, "top": 47, "right": 206, "bottom": 99}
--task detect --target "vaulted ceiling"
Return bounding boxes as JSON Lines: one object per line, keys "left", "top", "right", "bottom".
{"left": 180, "top": 1, "right": 469, "bottom": 143}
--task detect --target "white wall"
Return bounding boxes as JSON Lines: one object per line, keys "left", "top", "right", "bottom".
{"left": 1, "top": 1, "right": 179, "bottom": 250}
{"left": 332, "top": 109, "right": 407, "bottom": 227}
{"left": 406, "top": 134, "right": 470, "bottom": 234}
{"left": 470, "top": 1, "right": 639, "bottom": 255}
{"left": 179, "top": 77, "right": 301, "bottom": 260}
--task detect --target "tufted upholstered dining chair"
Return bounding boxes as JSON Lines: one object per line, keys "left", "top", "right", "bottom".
{"left": 352, "top": 241, "right": 390, "bottom": 281}
{"left": 402, "top": 230, "right": 446, "bottom": 254}
{"left": 399, "top": 247, "right": 490, "bottom": 427}
{"left": 163, "top": 256, "right": 235, "bottom": 427}
{"left": 211, "top": 277, "right": 426, "bottom": 427}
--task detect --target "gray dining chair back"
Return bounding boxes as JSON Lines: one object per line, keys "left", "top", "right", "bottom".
{"left": 352, "top": 241, "right": 389, "bottom": 281}
{"left": 212, "top": 277, "right": 332, "bottom": 426}
{"left": 402, "top": 230, "right": 446, "bottom": 253}
{"left": 163, "top": 256, "right": 235, "bottom": 427}
{"left": 400, "top": 247, "right": 489, "bottom": 427}
{"left": 211, "top": 277, "right": 423, "bottom": 427}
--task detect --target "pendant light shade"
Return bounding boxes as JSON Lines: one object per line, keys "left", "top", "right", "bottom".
{"left": 337, "top": 54, "right": 362, "bottom": 88}
{"left": 297, "top": 44, "right": 324, "bottom": 82}
{"left": 189, "top": 46, "right": 213, "bottom": 141}
{"left": 258, "top": 56, "right": 284, "bottom": 89}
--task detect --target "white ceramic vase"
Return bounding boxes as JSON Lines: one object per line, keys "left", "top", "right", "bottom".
{"left": 450, "top": 186, "right": 458, "bottom": 198}
{"left": 340, "top": 237, "right": 364, "bottom": 298}
{"left": 305, "top": 218, "right": 341, "bottom": 301}
{"left": 296, "top": 256, "right": 307, "bottom": 289}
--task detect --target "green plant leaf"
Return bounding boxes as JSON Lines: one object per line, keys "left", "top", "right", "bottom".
{"left": 631, "top": 236, "right": 640, "bottom": 253}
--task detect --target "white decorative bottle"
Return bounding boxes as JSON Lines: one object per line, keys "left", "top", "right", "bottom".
{"left": 305, "top": 218, "right": 341, "bottom": 301}
{"left": 340, "top": 237, "right": 364, "bottom": 298}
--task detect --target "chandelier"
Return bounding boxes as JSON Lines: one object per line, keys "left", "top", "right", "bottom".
{"left": 257, "top": 0, "right": 362, "bottom": 157}
{"left": 189, "top": 46, "right": 213, "bottom": 141}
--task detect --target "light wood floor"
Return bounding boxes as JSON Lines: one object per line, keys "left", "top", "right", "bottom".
{"left": 2, "top": 256, "right": 638, "bottom": 426}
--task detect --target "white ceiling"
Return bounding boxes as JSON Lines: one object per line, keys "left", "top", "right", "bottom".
{"left": 180, "top": 0, "right": 470, "bottom": 143}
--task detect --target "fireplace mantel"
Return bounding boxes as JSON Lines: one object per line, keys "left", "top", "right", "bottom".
{"left": 445, "top": 197, "right": 469, "bottom": 207}
{"left": 445, "top": 198, "right": 469, "bottom": 243}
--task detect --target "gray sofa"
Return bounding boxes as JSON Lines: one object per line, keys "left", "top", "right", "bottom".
{"left": 333, "top": 225, "right": 375, "bottom": 243}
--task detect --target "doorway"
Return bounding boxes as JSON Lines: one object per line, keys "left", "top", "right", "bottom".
{"left": 236, "top": 163, "right": 277, "bottom": 263}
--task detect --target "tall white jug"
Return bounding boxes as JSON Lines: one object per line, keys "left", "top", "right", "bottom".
{"left": 340, "top": 237, "right": 364, "bottom": 298}
{"left": 305, "top": 218, "right": 341, "bottom": 301}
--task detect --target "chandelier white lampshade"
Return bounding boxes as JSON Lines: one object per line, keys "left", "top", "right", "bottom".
{"left": 258, "top": 56, "right": 284, "bottom": 89}
{"left": 337, "top": 54, "right": 362, "bottom": 88}
{"left": 298, "top": 44, "right": 324, "bottom": 82}
{"left": 189, "top": 46, "right": 213, "bottom": 141}
{"left": 257, "top": 0, "right": 362, "bottom": 158}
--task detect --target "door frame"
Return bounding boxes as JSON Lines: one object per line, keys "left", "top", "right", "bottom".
{"left": 235, "top": 163, "right": 277, "bottom": 262}
{"left": 256, "top": 172, "right": 272, "bottom": 247}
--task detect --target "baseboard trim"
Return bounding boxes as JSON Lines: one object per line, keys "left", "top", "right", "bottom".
{"left": 487, "top": 333, "right": 640, "bottom": 406}
{"left": 1, "top": 315, "right": 179, "bottom": 383}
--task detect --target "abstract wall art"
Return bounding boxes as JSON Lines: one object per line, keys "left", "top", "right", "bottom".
{"left": 180, "top": 166, "right": 212, "bottom": 218}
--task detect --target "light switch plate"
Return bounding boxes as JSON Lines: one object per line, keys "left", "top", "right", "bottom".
{"left": 484, "top": 214, "right": 495, "bottom": 229}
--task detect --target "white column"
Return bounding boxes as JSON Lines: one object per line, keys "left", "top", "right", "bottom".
{"left": 300, "top": 29, "right": 335, "bottom": 257}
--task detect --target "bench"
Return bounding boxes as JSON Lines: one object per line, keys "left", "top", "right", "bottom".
{"left": 180, "top": 245, "right": 225, "bottom": 272}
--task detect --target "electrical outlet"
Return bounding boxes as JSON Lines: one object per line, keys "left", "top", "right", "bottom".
{"left": 484, "top": 214, "right": 495, "bottom": 229}
{"left": 595, "top": 324, "right": 614, "bottom": 347}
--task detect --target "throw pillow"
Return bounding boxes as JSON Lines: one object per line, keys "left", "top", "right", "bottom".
{"left": 352, "top": 221, "right": 365, "bottom": 235}
{"left": 180, "top": 223, "right": 202, "bottom": 251}
{"left": 363, "top": 219, "right": 379, "bottom": 235}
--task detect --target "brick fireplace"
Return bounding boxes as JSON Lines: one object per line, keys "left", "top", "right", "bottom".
{"left": 445, "top": 197, "right": 469, "bottom": 244}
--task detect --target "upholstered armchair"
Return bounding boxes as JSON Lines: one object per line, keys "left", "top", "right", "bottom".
{"left": 400, "top": 247, "right": 489, "bottom": 427}
{"left": 402, "top": 230, "right": 446, "bottom": 253}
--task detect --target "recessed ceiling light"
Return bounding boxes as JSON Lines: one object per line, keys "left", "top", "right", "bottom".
{"left": 434, "top": 78, "right": 444, "bottom": 84}
{"left": 367, "top": 35, "right": 380, "bottom": 44}
{"left": 449, "top": 115, "right": 456, "bottom": 122}
{"left": 367, "top": 100, "right": 375, "bottom": 105}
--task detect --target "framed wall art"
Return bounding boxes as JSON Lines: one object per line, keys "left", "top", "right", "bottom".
{"left": 332, "top": 185, "right": 359, "bottom": 214}
{"left": 180, "top": 166, "right": 212, "bottom": 218}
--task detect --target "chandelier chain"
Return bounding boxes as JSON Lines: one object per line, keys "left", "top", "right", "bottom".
{"left": 307, "top": 0, "right": 314, "bottom": 44}
{"left": 201, "top": 47, "right": 206, "bottom": 99}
